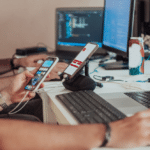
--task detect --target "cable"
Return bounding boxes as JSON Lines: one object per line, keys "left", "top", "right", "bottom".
{"left": 90, "top": 66, "right": 100, "bottom": 75}
{"left": 93, "top": 75, "right": 115, "bottom": 82}
{"left": 11, "top": 53, "right": 16, "bottom": 75}
{"left": 8, "top": 91, "right": 29, "bottom": 114}
{"left": 99, "top": 56, "right": 116, "bottom": 64}
{"left": 93, "top": 75, "right": 150, "bottom": 84}
{"left": 36, "top": 42, "right": 55, "bottom": 51}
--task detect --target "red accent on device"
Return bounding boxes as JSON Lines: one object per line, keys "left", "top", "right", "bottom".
{"left": 82, "top": 48, "right": 86, "bottom": 51}
{"left": 73, "top": 60, "right": 83, "bottom": 65}
{"left": 70, "top": 64, "right": 78, "bottom": 68}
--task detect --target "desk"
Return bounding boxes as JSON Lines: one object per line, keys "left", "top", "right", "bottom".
{"left": 37, "top": 59, "right": 150, "bottom": 150}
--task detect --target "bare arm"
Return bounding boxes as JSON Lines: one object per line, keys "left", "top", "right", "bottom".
{"left": 0, "top": 119, "right": 105, "bottom": 150}
{"left": 0, "top": 59, "right": 12, "bottom": 75}
{"left": 0, "top": 76, "right": 13, "bottom": 91}
{"left": 1, "top": 109, "right": 150, "bottom": 150}
{"left": 0, "top": 54, "right": 47, "bottom": 76}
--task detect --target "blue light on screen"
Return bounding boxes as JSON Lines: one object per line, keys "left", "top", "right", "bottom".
{"left": 57, "top": 42, "right": 102, "bottom": 47}
{"left": 103, "top": 0, "right": 131, "bottom": 52}
{"left": 42, "top": 60, "right": 53, "bottom": 67}
{"left": 36, "top": 71, "right": 41, "bottom": 74}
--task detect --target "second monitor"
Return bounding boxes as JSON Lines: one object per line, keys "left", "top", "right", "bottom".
{"left": 101, "top": 0, "right": 135, "bottom": 70}
{"left": 55, "top": 7, "right": 108, "bottom": 61}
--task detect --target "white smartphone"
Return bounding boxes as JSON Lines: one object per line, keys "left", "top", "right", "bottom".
{"left": 63, "top": 42, "right": 99, "bottom": 82}
{"left": 25, "top": 56, "right": 59, "bottom": 91}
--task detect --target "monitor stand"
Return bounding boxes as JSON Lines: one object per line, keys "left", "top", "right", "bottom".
{"left": 100, "top": 55, "right": 129, "bottom": 70}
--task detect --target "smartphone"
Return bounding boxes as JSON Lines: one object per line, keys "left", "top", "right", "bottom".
{"left": 25, "top": 56, "right": 59, "bottom": 91}
{"left": 63, "top": 42, "right": 99, "bottom": 82}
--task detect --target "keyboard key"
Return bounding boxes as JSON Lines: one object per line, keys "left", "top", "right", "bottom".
{"left": 56, "top": 90, "right": 126, "bottom": 124}
{"left": 125, "top": 92, "right": 150, "bottom": 108}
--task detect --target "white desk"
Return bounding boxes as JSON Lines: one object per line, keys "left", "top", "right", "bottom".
{"left": 38, "top": 60, "right": 150, "bottom": 150}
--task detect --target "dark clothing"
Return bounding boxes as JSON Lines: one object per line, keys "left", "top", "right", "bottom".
{"left": 0, "top": 94, "right": 43, "bottom": 122}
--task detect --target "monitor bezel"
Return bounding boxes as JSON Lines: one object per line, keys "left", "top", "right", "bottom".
{"left": 55, "top": 7, "right": 104, "bottom": 53}
{"left": 102, "top": 0, "right": 135, "bottom": 58}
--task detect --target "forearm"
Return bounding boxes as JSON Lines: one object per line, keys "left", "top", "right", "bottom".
{"left": 0, "top": 120, "right": 105, "bottom": 150}
{"left": 0, "top": 59, "right": 12, "bottom": 75}
{"left": 0, "top": 76, "right": 13, "bottom": 91}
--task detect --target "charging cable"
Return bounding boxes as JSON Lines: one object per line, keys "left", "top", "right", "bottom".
{"left": 8, "top": 91, "right": 29, "bottom": 114}
{"left": 62, "top": 74, "right": 68, "bottom": 82}
{"left": 58, "top": 72, "right": 69, "bottom": 82}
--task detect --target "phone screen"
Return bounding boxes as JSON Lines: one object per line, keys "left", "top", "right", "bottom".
{"left": 25, "top": 58, "right": 55, "bottom": 91}
{"left": 64, "top": 43, "right": 97, "bottom": 76}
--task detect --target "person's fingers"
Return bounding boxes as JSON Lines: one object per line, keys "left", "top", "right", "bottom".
{"left": 39, "top": 83, "right": 44, "bottom": 88}
{"left": 33, "top": 54, "right": 48, "bottom": 61}
{"left": 24, "top": 70, "right": 34, "bottom": 78}
{"left": 44, "top": 73, "right": 60, "bottom": 81}
{"left": 46, "top": 74, "right": 50, "bottom": 78}
{"left": 134, "top": 109, "right": 150, "bottom": 118}
{"left": 32, "top": 63, "right": 42, "bottom": 68}
{"left": 51, "top": 66, "right": 68, "bottom": 73}
{"left": 30, "top": 67, "right": 39, "bottom": 75}
{"left": 56, "top": 62, "right": 68, "bottom": 69}
{"left": 49, "top": 73, "right": 60, "bottom": 80}
{"left": 28, "top": 92, "right": 36, "bottom": 99}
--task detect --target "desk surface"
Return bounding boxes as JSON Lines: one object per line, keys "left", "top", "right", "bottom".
{"left": 39, "top": 59, "right": 150, "bottom": 150}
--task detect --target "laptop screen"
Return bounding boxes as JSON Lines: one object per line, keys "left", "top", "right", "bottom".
{"left": 55, "top": 7, "right": 104, "bottom": 53}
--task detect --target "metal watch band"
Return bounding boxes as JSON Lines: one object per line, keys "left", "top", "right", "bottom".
{"left": 0, "top": 93, "right": 8, "bottom": 109}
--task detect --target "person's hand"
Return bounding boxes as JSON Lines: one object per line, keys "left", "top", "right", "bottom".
{"left": 0, "top": 70, "right": 44, "bottom": 105}
{"left": 13, "top": 54, "right": 48, "bottom": 68}
{"left": 107, "top": 109, "right": 150, "bottom": 148}
{"left": 45, "top": 62, "right": 68, "bottom": 81}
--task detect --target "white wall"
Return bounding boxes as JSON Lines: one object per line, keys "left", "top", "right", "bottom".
{"left": 0, "top": 0, "right": 104, "bottom": 59}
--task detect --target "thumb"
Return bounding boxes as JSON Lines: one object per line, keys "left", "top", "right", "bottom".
{"left": 32, "top": 63, "right": 41, "bottom": 68}
{"left": 30, "top": 67, "right": 39, "bottom": 75}
{"left": 24, "top": 70, "right": 34, "bottom": 78}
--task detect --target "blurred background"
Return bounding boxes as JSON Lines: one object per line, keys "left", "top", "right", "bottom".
{"left": 0, "top": 0, "right": 103, "bottom": 59}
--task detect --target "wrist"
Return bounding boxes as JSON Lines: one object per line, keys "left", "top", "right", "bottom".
{"left": 10, "top": 58, "right": 20, "bottom": 69}
{"left": 0, "top": 90, "right": 12, "bottom": 107}
{"left": 99, "top": 123, "right": 111, "bottom": 147}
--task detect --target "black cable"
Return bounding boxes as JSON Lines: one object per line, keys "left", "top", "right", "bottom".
{"left": 84, "top": 63, "right": 103, "bottom": 88}
{"left": 36, "top": 42, "right": 55, "bottom": 51}
{"left": 11, "top": 53, "right": 18, "bottom": 75}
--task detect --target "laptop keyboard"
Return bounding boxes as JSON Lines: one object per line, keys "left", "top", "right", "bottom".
{"left": 56, "top": 90, "right": 126, "bottom": 124}
{"left": 125, "top": 91, "right": 150, "bottom": 108}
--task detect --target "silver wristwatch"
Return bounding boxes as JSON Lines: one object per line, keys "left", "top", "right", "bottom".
{"left": 0, "top": 93, "right": 8, "bottom": 109}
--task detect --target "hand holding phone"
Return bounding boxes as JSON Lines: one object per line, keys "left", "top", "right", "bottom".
{"left": 25, "top": 56, "right": 59, "bottom": 91}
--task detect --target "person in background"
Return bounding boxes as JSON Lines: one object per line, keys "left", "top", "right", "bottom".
{"left": 0, "top": 54, "right": 68, "bottom": 80}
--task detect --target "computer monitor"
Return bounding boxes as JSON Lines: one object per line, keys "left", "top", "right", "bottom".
{"left": 55, "top": 7, "right": 107, "bottom": 57}
{"left": 102, "top": 0, "right": 135, "bottom": 68}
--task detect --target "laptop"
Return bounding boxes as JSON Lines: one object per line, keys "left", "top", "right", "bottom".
{"left": 49, "top": 7, "right": 108, "bottom": 62}
{"left": 96, "top": 91, "right": 148, "bottom": 117}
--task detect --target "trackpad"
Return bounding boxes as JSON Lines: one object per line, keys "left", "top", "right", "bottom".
{"left": 99, "top": 93, "right": 147, "bottom": 116}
